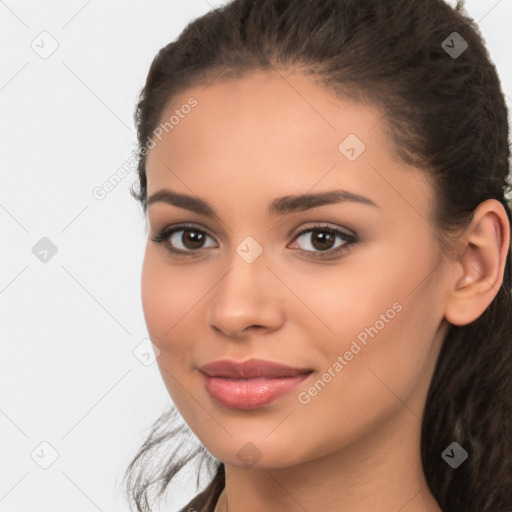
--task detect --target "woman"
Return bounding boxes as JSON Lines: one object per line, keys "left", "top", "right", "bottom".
{"left": 123, "top": 0, "right": 512, "bottom": 510}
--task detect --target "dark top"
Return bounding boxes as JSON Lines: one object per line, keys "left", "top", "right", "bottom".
{"left": 178, "top": 474, "right": 224, "bottom": 512}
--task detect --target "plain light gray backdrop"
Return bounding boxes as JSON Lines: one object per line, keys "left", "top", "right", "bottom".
{"left": 1, "top": 1, "right": 511, "bottom": 511}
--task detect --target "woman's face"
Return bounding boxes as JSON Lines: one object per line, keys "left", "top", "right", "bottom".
{"left": 141, "top": 71, "right": 452, "bottom": 468}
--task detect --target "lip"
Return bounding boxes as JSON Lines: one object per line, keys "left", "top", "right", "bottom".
{"left": 199, "top": 358, "right": 314, "bottom": 409}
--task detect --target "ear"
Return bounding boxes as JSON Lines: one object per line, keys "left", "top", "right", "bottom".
{"left": 444, "top": 199, "right": 511, "bottom": 327}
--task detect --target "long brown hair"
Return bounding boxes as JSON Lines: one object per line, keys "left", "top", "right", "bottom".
{"left": 124, "top": 1, "right": 512, "bottom": 510}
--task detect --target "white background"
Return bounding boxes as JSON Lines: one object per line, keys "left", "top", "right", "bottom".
{"left": 1, "top": 1, "right": 511, "bottom": 511}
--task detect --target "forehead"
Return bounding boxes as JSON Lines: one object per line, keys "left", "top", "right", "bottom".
{"left": 147, "top": 70, "right": 384, "bottom": 170}
{"left": 145, "top": 70, "right": 433, "bottom": 218}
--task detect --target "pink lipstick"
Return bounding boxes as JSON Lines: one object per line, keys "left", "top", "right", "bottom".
{"left": 199, "top": 358, "right": 313, "bottom": 409}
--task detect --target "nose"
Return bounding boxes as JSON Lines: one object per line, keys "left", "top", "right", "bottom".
{"left": 205, "top": 249, "right": 286, "bottom": 339}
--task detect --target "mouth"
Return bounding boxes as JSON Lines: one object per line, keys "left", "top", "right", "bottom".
{"left": 199, "top": 358, "right": 314, "bottom": 409}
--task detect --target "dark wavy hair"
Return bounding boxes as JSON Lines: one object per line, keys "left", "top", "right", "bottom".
{"left": 123, "top": 0, "right": 512, "bottom": 510}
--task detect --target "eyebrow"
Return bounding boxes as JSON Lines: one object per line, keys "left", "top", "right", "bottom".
{"left": 146, "top": 188, "right": 379, "bottom": 217}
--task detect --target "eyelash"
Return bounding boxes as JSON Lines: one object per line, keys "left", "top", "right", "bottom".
{"left": 151, "top": 223, "right": 358, "bottom": 260}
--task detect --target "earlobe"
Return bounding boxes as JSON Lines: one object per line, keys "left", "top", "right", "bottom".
{"left": 444, "top": 199, "right": 511, "bottom": 327}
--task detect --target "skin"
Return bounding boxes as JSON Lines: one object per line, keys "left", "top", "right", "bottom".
{"left": 141, "top": 70, "right": 510, "bottom": 512}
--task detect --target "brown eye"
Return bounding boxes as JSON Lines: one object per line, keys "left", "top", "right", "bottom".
{"left": 151, "top": 225, "right": 217, "bottom": 254}
{"left": 289, "top": 225, "right": 357, "bottom": 258}
{"left": 311, "top": 230, "right": 336, "bottom": 251}
{"left": 179, "top": 229, "right": 207, "bottom": 250}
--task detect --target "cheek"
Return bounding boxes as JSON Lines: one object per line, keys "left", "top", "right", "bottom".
{"left": 141, "top": 250, "right": 205, "bottom": 416}
{"left": 141, "top": 257, "right": 169, "bottom": 341}
{"left": 140, "top": 250, "right": 203, "bottom": 379}
{"left": 286, "top": 296, "right": 439, "bottom": 465}
{"left": 142, "top": 250, "right": 197, "bottom": 340}
{"left": 300, "top": 245, "right": 441, "bottom": 412}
